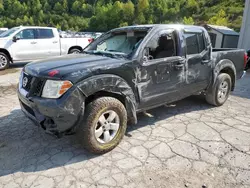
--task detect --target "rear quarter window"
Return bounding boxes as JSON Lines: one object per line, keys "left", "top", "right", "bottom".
{"left": 37, "top": 29, "right": 54, "bottom": 39}
{"left": 184, "top": 33, "right": 199, "bottom": 55}
{"left": 184, "top": 32, "right": 206, "bottom": 55}
{"left": 197, "top": 33, "right": 206, "bottom": 52}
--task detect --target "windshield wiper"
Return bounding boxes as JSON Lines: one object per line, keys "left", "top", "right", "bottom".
{"left": 107, "top": 50, "right": 122, "bottom": 53}
{"left": 84, "top": 50, "right": 126, "bottom": 59}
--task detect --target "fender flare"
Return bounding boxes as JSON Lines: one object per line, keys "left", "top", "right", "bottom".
{"left": 77, "top": 74, "right": 137, "bottom": 124}
{"left": 207, "top": 59, "right": 236, "bottom": 92}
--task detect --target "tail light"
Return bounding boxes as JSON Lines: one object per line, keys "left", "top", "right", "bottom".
{"left": 88, "top": 38, "right": 94, "bottom": 43}
{"left": 244, "top": 53, "right": 248, "bottom": 68}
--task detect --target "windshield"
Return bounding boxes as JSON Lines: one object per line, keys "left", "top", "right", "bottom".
{"left": 0, "top": 27, "right": 19, "bottom": 38}
{"left": 84, "top": 30, "right": 149, "bottom": 57}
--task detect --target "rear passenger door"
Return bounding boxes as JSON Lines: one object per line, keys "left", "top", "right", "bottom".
{"left": 35, "top": 28, "right": 60, "bottom": 58}
{"left": 184, "top": 30, "right": 212, "bottom": 92}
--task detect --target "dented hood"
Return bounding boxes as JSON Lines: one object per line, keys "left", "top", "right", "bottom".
{"left": 24, "top": 54, "right": 125, "bottom": 82}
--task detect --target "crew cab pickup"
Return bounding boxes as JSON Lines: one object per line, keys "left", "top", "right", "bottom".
{"left": 17, "top": 24, "right": 247, "bottom": 154}
{"left": 0, "top": 26, "right": 92, "bottom": 70}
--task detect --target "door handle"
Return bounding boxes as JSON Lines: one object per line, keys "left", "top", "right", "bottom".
{"left": 175, "top": 64, "right": 184, "bottom": 70}
{"left": 201, "top": 60, "right": 210, "bottom": 64}
{"left": 174, "top": 61, "right": 185, "bottom": 70}
{"left": 30, "top": 42, "right": 37, "bottom": 44}
{"left": 53, "top": 41, "right": 58, "bottom": 44}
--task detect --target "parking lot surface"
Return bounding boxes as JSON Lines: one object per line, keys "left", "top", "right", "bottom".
{"left": 0, "top": 67, "right": 250, "bottom": 188}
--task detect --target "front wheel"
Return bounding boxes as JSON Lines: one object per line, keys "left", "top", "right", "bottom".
{"left": 205, "top": 73, "right": 232, "bottom": 106}
{"left": 68, "top": 48, "right": 82, "bottom": 54}
{"left": 77, "top": 97, "right": 127, "bottom": 154}
{"left": 0, "top": 52, "right": 10, "bottom": 70}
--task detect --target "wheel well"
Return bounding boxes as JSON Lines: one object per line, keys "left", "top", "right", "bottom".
{"left": 220, "top": 67, "right": 235, "bottom": 91}
{"left": 85, "top": 91, "right": 126, "bottom": 107}
{"left": 68, "top": 46, "right": 82, "bottom": 54}
{"left": 0, "top": 49, "right": 12, "bottom": 62}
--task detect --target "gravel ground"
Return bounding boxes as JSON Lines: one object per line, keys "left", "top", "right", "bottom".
{"left": 0, "top": 66, "right": 250, "bottom": 188}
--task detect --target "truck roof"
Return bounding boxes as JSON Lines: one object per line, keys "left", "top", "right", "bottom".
{"left": 112, "top": 24, "right": 205, "bottom": 32}
{"left": 14, "top": 26, "right": 56, "bottom": 29}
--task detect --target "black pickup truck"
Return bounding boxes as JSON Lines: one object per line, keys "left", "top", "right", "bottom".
{"left": 18, "top": 24, "right": 247, "bottom": 154}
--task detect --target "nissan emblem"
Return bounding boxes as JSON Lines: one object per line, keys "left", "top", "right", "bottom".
{"left": 22, "top": 77, "right": 28, "bottom": 88}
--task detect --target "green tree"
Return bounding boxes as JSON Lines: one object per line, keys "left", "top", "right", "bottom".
{"left": 43, "top": 1, "right": 51, "bottom": 13}
{"left": 0, "top": 0, "right": 245, "bottom": 32}
{"left": 0, "top": 0, "right": 4, "bottom": 14}
{"left": 136, "top": 0, "right": 150, "bottom": 24}
{"left": 54, "top": 2, "right": 64, "bottom": 14}
{"left": 123, "top": 1, "right": 135, "bottom": 25}
{"left": 183, "top": 17, "right": 195, "bottom": 25}
{"left": 208, "top": 9, "right": 228, "bottom": 26}
{"left": 63, "top": 0, "right": 68, "bottom": 11}
{"left": 72, "top": 0, "right": 80, "bottom": 15}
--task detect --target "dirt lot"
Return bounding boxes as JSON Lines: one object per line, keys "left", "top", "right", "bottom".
{"left": 0, "top": 66, "right": 250, "bottom": 188}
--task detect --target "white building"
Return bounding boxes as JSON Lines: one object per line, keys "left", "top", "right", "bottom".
{"left": 238, "top": 0, "right": 250, "bottom": 50}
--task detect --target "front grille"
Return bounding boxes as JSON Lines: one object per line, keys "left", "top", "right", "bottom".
{"left": 31, "top": 78, "right": 45, "bottom": 96}
{"left": 21, "top": 72, "right": 45, "bottom": 96}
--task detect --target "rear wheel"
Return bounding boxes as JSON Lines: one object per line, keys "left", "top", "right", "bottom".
{"left": 0, "top": 52, "right": 10, "bottom": 70}
{"left": 68, "top": 48, "right": 82, "bottom": 54}
{"left": 77, "top": 97, "right": 127, "bottom": 154}
{"left": 205, "top": 73, "right": 232, "bottom": 106}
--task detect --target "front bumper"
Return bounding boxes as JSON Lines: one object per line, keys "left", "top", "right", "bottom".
{"left": 18, "top": 86, "right": 85, "bottom": 135}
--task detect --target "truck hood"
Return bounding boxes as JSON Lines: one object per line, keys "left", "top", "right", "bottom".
{"left": 24, "top": 54, "right": 126, "bottom": 82}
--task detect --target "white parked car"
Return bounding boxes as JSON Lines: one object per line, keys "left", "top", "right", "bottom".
{"left": 0, "top": 28, "right": 8, "bottom": 35}
{"left": 0, "top": 26, "right": 93, "bottom": 70}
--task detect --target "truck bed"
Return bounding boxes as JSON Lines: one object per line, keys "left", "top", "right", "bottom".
{"left": 212, "top": 48, "right": 245, "bottom": 79}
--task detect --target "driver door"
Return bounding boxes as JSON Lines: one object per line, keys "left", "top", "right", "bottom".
{"left": 10, "top": 29, "right": 39, "bottom": 61}
{"left": 137, "top": 29, "right": 187, "bottom": 109}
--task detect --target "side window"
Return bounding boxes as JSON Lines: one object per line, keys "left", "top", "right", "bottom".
{"left": 15, "top": 29, "right": 35, "bottom": 39}
{"left": 184, "top": 33, "right": 199, "bottom": 55}
{"left": 197, "top": 33, "right": 205, "bottom": 52}
{"left": 145, "top": 31, "right": 176, "bottom": 60}
{"left": 184, "top": 32, "right": 206, "bottom": 55}
{"left": 37, "top": 29, "right": 54, "bottom": 39}
{"left": 209, "top": 33, "right": 216, "bottom": 48}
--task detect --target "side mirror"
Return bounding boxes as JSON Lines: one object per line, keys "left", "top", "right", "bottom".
{"left": 142, "top": 47, "right": 153, "bottom": 63}
{"left": 142, "top": 47, "right": 149, "bottom": 62}
{"left": 12, "top": 36, "right": 19, "bottom": 42}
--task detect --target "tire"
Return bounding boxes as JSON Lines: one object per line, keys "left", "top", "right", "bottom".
{"left": 68, "top": 48, "right": 82, "bottom": 54}
{"left": 205, "top": 73, "right": 232, "bottom": 106}
{"left": 77, "top": 97, "right": 127, "bottom": 154}
{"left": 0, "top": 52, "right": 10, "bottom": 70}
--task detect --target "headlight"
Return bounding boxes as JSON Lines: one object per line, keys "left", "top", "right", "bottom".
{"left": 42, "top": 80, "right": 73, "bottom": 99}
